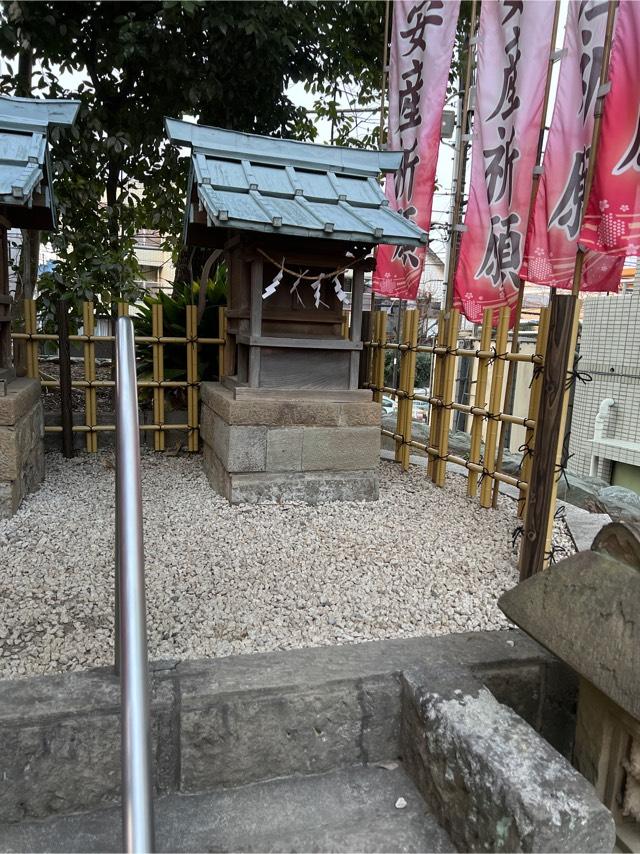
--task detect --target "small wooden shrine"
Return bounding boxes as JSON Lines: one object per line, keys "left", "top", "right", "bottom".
{"left": 166, "top": 119, "right": 427, "bottom": 503}
{"left": 0, "top": 94, "right": 79, "bottom": 381}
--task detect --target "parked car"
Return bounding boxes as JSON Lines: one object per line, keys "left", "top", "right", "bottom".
{"left": 381, "top": 395, "right": 397, "bottom": 414}
{"left": 412, "top": 387, "right": 430, "bottom": 422}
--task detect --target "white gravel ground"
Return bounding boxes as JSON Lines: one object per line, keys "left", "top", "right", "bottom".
{"left": 0, "top": 451, "right": 574, "bottom": 679}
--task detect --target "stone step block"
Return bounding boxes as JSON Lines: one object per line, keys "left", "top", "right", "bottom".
{"left": 223, "top": 468, "right": 379, "bottom": 504}
{"left": 266, "top": 427, "right": 303, "bottom": 472}
{"left": 301, "top": 427, "right": 380, "bottom": 472}
{"left": 201, "top": 383, "right": 379, "bottom": 429}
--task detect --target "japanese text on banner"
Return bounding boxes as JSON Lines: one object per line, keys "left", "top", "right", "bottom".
{"left": 373, "top": 0, "right": 460, "bottom": 300}
{"left": 454, "top": 0, "right": 556, "bottom": 325}
{"left": 580, "top": 0, "right": 640, "bottom": 260}
{"left": 521, "top": 0, "right": 623, "bottom": 293}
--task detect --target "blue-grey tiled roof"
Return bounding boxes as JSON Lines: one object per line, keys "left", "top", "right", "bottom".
{"left": 165, "top": 119, "right": 427, "bottom": 247}
{"left": 0, "top": 95, "right": 80, "bottom": 228}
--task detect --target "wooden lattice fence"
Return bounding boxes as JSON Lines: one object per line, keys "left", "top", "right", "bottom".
{"left": 363, "top": 304, "right": 556, "bottom": 544}
{"left": 12, "top": 298, "right": 226, "bottom": 453}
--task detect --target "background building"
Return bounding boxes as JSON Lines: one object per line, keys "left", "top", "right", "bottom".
{"left": 569, "top": 286, "right": 640, "bottom": 494}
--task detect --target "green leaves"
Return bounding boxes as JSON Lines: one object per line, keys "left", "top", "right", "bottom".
{"left": 1, "top": 0, "right": 392, "bottom": 313}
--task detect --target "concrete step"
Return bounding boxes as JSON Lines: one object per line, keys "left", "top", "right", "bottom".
{"left": 0, "top": 764, "right": 455, "bottom": 854}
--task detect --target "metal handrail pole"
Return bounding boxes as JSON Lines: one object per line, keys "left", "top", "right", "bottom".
{"left": 115, "top": 316, "right": 155, "bottom": 853}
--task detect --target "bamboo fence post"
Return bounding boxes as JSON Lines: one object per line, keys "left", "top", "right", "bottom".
{"left": 372, "top": 310, "right": 386, "bottom": 404}
{"left": 117, "top": 302, "right": 129, "bottom": 318}
{"left": 399, "top": 308, "right": 418, "bottom": 471}
{"left": 519, "top": 293, "right": 580, "bottom": 579}
{"left": 358, "top": 310, "right": 372, "bottom": 389}
{"left": 218, "top": 306, "right": 227, "bottom": 379}
{"left": 518, "top": 306, "right": 550, "bottom": 517}
{"left": 371, "top": 312, "right": 380, "bottom": 400}
{"left": 83, "top": 300, "right": 98, "bottom": 453}
{"left": 490, "top": 0, "right": 562, "bottom": 509}
{"left": 56, "top": 299, "right": 74, "bottom": 458}
{"left": 434, "top": 309, "right": 460, "bottom": 486}
{"left": 428, "top": 311, "right": 446, "bottom": 480}
{"left": 479, "top": 307, "right": 510, "bottom": 507}
{"left": 467, "top": 308, "right": 493, "bottom": 498}
{"left": 186, "top": 304, "right": 199, "bottom": 452}
{"left": 341, "top": 309, "right": 350, "bottom": 339}
{"left": 24, "top": 297, "right": 38, "bottom": 379}
{"left": 152, "top": 303, "right": 165, "bottom": 452}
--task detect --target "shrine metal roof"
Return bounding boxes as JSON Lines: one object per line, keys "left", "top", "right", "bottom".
{"left": 165, "top": 119, "right": 427, "bottom": 247}
{"left": 0, "top": 95, "right": 80, "bottom": 229}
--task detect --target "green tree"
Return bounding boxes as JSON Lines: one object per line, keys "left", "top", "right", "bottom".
{"left": 0, "top": 1, "right": 386, "bottom": 316}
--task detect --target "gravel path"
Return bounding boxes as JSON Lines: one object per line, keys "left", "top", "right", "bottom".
{"left": 0, "top": 452, "right": 574, "bottom": 679}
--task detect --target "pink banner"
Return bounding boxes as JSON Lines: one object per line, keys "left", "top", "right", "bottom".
{"left": 521, "top": 0, "right": 623, "bottom": 292}
{"left": 580, "top": 0, "right": 640, "bottom": 259}
{"left": 453, "top": 0, "right": 556, "bottom": 325}
{"left": 373, "top": 0, "right": 460, "bottom": 300}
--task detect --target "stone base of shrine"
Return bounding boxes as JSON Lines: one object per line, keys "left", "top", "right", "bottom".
{"left": 0, "top": 378, "right": 45, "bottom": 518}
{"left": 200, "top": 383, "right": 380, "bottom": 504}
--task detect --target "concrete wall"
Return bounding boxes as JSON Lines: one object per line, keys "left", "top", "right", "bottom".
{"left": 0, "top": 378, "right": 44, "bottom": 517}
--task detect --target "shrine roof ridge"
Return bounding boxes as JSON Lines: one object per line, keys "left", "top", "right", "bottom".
{"left": 165, "top": 118, "right": 427, "bottom": 248}
{"left": 0, "top": 95, "right": 80, "bottom": 229}
{"left": 165, "top": 118, "right": 403, "bottom": 177}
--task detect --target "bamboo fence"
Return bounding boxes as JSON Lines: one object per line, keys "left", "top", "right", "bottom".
{"left": 12, "top": 298, "right": 226, "bottom": 453}
{"left": 364, "top": 306, "right": 548, "bottom": 516}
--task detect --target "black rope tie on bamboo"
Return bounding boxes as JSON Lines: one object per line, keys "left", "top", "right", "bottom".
{"left": 544, "top": 544, "right": 570, "bottom": 565}
{"left": 517, "top": 442, "right": 534, "bottom": 472}
{"left": 484, "top": 410, "right": 502, "bottom": 422}
{"left": 554, "top": 432, "right": 574, "bottom": 489}
{"left": 512, "top": 524, "right": 524, "bottom": 549}
{"left": 565, "top": 354, "right": 593, "bottom": 390}
{"left": 477, "top": 465, "right": 493, "bottom": 486}
{"left": 529, "top": 356, "right": 544, "bottom": 388}
{"left": 487, "top": 347, "right": 509, "bottom": 366}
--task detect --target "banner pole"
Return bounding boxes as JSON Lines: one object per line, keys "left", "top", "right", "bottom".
{"left": 571, "top": 0, "right": 618, "bottom": 298}
{"left": 491, "top": 0, "right": 562, "bottom": 507}
{"left": 524, "top": 0, "right": 618, "bottom": 574}
{"left": 444, "top": 0, "right": 477, "bottom": 311}
{"left": 378, "top": 0, "right": 391, "bottom": 150}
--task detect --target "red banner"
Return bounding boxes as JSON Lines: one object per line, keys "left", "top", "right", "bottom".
{"left": 521, "top": 0, "right": 623, "bottom": 292}
{"left": 373, "top": 0, "right": 460, "bottom": 300}
{"left": 580, "top": 0, "right": 640, "bottom": 259}
{"left": 453, "top": 0, "right": 556, "bottom": 324}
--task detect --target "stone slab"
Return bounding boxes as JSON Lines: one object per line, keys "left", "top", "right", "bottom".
{"left": 180, "top": 674, "right": 399, "bottom": 792}
{"left": 266, "top": 427, "right": 303, "bottom": 472}
{"left": 301, "top": 427, "right": 380, "bottom": 472}
{"left": 0, "top": 402, "right": 43, "bottom": 481}
{"left": 202, "top": 442, "right": 230, "bottom": 498}
{"left": 0, "top": 379, "right": 41, "bottom": 427}
{"left": 0, "top": 440, "right": 45, "bottom": 518}
{"left": 0, "top": 675, "right": 176, "bottom": 822}
{"left": 202, "top": 414, "right": 267, "bottom": 474}
{"left": 201, "top": 383, "right": 379, "bottom": 428}
{"left": 225, "top": 468, "right": 379, "bottom": 504}
{"left": 499, "top": 527, "right": 640, "bottom": 721}
{"left": 0, "top": 764, "right": 455, "bottom": 854}
{"left": 401, "top": 668, "right": 615, "bottom": 853}
{"left": 0, "top": 631, "right": 571, "bottom": 824}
